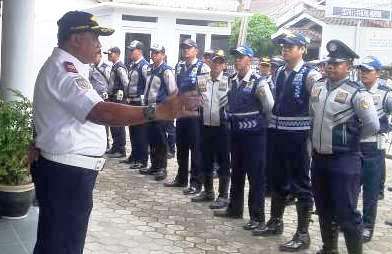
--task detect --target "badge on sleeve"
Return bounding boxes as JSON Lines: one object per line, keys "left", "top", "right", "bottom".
{"left": 334, "top": 91, "right": 348, "bottom": 104}
{"left": 257, "top": 87, "right": 266, "bottom": 97}
{"left": 311, "top": 87, "right": 321, "bottom": 101}
{"left": 75, "top": 77, "right": 92, "bottom": 90}
{"left": 359, "top": 97, "right": 370, "bottom": 110}
{"left": 63, "top": 61, "right": 78, "bottom": 73}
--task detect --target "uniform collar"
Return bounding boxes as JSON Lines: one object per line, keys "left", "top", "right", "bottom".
{"left": 212, "top": 72, "right": 224, "bottom": 82}
{"left": 53, "top": 47, "right": 90, "bottom": 78}
{"left": 235, "top": 69, "right": 253, "bottom": 83}
{"left": 361, "top": 79, "right": 380, "bottom": 93}
{"left": 134, "top": 57, "right": 144, "bottom": 64}
{"left": 285, "top": 59, "right": 304, "bottom": 73}
{"left": 327, "top": 76, "right": 349, "bottom": 90}
{"left": 185, "top": 58, "right": 198, "bottom": 66}
{"left": 152, "top": 61, "right": 164, "bottom": 70}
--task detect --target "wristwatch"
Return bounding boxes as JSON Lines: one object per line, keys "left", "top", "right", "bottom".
{"left": 143, "top": 103, "right": 156, "bottom": 121}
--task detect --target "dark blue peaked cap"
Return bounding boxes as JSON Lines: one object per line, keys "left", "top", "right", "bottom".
{"left": 272, "top": 31, "right": 310, "bottom": 46}
{"left": 326, "top": 40, "right": 359, "bottom": 63}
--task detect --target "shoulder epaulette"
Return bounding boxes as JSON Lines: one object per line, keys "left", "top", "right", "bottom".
{"left": 346, "top": 80, "right": 361, "bottom": 90}
{"left": 63, "top": 61, "right": 78, "bottom": 73}
{"left": 378, "top": 82, "right": 392, "bottom": 92}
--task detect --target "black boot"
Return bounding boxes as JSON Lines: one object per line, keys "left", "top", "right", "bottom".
{"left": 164, "top": 175, "right": 187, "bottom": 187}
{"left": 343, "top": 228, "right": 362, "bottom": 254}
{"left": 244, "top": 209, "right": 265, "bottom": 231}
{"left": 279, "top": 202, "right": 312, "bottom": 252}
{"left": 362, "top": 226, "right": 373, "bottom": 243}
{"left": 209, "top": 176, "right": 230, "bottom": 209}
{"left": 154, "top": 168, "right": 167, "bottom": 181}
{"left": 252, "top": 193, "right": 285, "bottom": 236}
{"left": 213, "top": 208, "right": 243, "bottom": 219}
{"left": 316, "top": 220, "right": 339, "bottom": 254}
{"left": 192, "top": 176, "right": 215, "bottom": 202}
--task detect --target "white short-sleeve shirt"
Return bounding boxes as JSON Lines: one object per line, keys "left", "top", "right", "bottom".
{"left": 33, "top": 47, "right": 106, "bottom": 156}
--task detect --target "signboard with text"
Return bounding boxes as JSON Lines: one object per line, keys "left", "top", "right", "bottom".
{"left": 326, "top": 0, "right": 392, "bottom": 21}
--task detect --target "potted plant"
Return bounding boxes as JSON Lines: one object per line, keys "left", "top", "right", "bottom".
{"left": 0, "top": 90, "right": 35, "bottom": 219}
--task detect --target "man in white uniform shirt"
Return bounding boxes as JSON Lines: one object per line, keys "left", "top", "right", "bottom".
{"left": 31, "top": 11, "right": 201, "bottom": 254}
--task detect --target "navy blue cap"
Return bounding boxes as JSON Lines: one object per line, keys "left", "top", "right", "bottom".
{"left": 272, "top": 31, "right": 309, "bottom": 46}
{"left": 103, "top": 46, "right": 120, "bottom": 55}
{"left": 326, "top": 40, "right": 359, "bottom": 63}
{"left": 57, "top": 11, "right": 114, "bottom": 39}
{"left": 181, "top": 39, "right": 198, "bottom": 49}
{"left": 230, "top": 46, "right": 254, "bottom": 57}
{"left": 358, "top": 56, "right": 383, "bottom": 71}
{"left": 128, "top": 40, "right": 144, "bottom": 50}
{"left": 212, "top": 49, "right": 226, "bottom": 62}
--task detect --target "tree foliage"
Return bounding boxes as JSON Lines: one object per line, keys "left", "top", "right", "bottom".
{"left": 230, "top": 13, "right": 280, "bottom": 57}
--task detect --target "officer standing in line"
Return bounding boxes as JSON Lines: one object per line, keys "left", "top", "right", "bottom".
{"left": 310, "top": 40, "right": 379, "bottom": 254}
{"left": 164, "top": 39, "right": 210, "bottom": 195}
{"left": 126, "top": 40, "right": 150, "bottom": 169}
{"left": 191, "top": 49, "right": 231, "bottom": 209}
{"left": 104, "top": 46, "right": 128, "bottom": 158}
{"left": 357, "top": 56, "right": 392, "bottom": 242}
{"left": 30, "top": 11, "right": 202, "bottom": 254}
{"left": 214, "top": 46, "right": 274, "bottom": 232}
{"left": 253, "top": 32, "right": 321, "bottom": 253}
{"left": 259, "top": 56, "right": 274, "bottom": 196}
{"left": 202, "top": 49, "right": 215, "bottom": 67}
{"left": 89, "top": 50, "right": 111, "bottom": 151}
{"left": 139, "top": 43, "right": 177, "bottom": 181}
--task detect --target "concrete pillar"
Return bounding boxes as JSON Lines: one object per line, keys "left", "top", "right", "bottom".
{"left": 1, "top": 0, "right": 35, "bottom": 100}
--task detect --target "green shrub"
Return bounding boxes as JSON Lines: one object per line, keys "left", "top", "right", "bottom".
{"left": 0, "top": 90, "right": 33, "bottom": 185}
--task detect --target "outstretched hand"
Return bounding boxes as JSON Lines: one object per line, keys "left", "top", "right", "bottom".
{"left": 156, "top": 91, "right": 202, "bottom": 120}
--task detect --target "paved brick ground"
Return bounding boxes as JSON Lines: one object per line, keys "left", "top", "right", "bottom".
{"left": 83, "top": 156, "right": 392, "bottom": 254}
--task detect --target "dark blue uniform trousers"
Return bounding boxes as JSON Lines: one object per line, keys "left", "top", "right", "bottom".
{"left": 360, "top": 143, "right": 385, "bottom": 230}
{"left": 109, "top": 98, "right": 126, "bottom": 152}
{"left": 176, "top": 117, "right": 201, "bottom": 187}
{"left": 270, "top": 129, "right": 313, "bottom": 203}
{"left": 200, "top": 125, "right": 230, "bottom": 178}
{"left": 129, "top": 101, "right": 148, "bottom": 164}
{"left": 147, "top": 121, "right": 168, "bottom": 169}
{"left": 31, "top": 156, "right": 98, "bottom": 254}
{"left": 228, "top": 131, "right": 265, "bottom": 219}
{"left": 312, "top": 152, "right": 363, "bottom": 249}
{"left": 166, "top": 121, "right": 176, "bottom": 154}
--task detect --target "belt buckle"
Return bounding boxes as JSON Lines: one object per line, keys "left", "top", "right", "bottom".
{"left": 95, "top": 158, "right": 106, "bottom": 171}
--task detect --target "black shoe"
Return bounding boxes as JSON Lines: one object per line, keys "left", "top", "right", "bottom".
{"left": 164, "top": 179, "right": 187, "bottom": 188}
{"left": 129, "top": 162, "right": 147, "bottom": 170}
{"left": 362, "top": 227, "right": 373, "bottom": 243}
{"left": 139, "top": 167, "right": 158, "bottom": 175}
{"left": 316, "top": 248, "right": 340, "bottom": 254}
{"left": 279, "top": 232, "right": 310, "bottom": 252}
{"left": 386, "top": 219, "right": 392, "bottom": 226}
{"left": 120, "top": 156, "right": 134, "bottom": 164}
{"left": 388, "top": 187, "right": 392, "bottom": 192}
{"left": 243, "top": 220, "right": 264, "bottom": 231}
{"left": 183, "top": 186, "right": 201, "bottom": 195}
{"left": 378, "top": 192, "right": 384, "bottom": 200}
{"left": 213, "top": 209, "right": 242, "bottom": 219}
{"left": 107, "top": 151, "right": 126, "bottom": 158}
{"left": 191, "top": 191, "right": 215, "bottom": 202}
{"left": 154, "top": 169, "right": 167, "bottom": 181}
{"left": 209, "top": 197, "right": 229, "bottom": 209}
{"left": 252, "top": 218, "right": 283, "bottom": 236}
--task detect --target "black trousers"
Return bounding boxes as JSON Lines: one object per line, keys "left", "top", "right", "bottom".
{"left": 269, "top": 129, "right": 313, "bottom": 203}
{"left": 312, "top": 152, "right": 362, "bottom": 241}
{"left": 228, "top": 131, "right": 266, "bottom": 219}
{"left": 147, "top": 121, "right": 168, "bottom": 169}
{"left": 110, "top": 99, "right": 126, "bottom": 152}
{"left": 31, "top": 157, "right": 98, "bottom": 254}
{"left": 200, "top": 125, "right": 230, "bottom": 177}
{"left": 175, "top": 117, "right": 201, "bottom": 187}
{"left": 361, "top": 143, "right": 385, "bottom": 229}
{"left": 129, "top": 101, "right": 148, "bottom": 164}
{"left": 166, "top": 120, "right": 176, "bottom": 154}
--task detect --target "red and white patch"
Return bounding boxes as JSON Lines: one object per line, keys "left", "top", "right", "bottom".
{"left": 63, "top": 61, "right": 78, "bottom": 73}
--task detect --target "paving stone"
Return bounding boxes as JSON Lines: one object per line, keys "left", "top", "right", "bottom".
{"left": 82, "top": 153, "right": 392, "bottom": 254}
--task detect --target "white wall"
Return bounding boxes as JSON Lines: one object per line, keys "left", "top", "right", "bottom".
{"left": 320, "top": 24, "right": 392, "bottom": 65}
{"left": 32, "top": 0, "right": 97, "bottom": 88}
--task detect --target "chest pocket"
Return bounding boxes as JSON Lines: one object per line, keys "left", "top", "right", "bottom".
{"left": 328, "top": 89, "right": 353, "bottom": 120}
